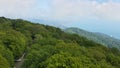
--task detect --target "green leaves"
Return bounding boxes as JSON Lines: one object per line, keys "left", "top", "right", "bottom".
{"left": 0, "top": 30, "right": 27, "bottom": 59}
{"left": 0, "top": 55, "right": 10, "bottom": 68}
{"left": 0, "top": 17, "right": 120, "bottom": 68}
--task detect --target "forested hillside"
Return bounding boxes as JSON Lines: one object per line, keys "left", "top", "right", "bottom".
{"left": 0, "top": 17, "right": 120, "bottom": 68}
{"left": 64, "top": 27, "right": 120, "bottom": 50}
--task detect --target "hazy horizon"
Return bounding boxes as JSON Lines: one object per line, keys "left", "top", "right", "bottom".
{"left": 0, "top": 0, "right": 120, "bottom": 39}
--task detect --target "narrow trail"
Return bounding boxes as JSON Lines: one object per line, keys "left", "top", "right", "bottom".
{"left": 14, "top": 53, "right": 26, "bottom": 68}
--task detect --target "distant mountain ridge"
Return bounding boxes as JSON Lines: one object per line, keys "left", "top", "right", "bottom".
{"left": 28, "top": 19, "right": 67, "bottom": 29}
{"left": 64, "top": 27, "right": 120, "bottom": 50}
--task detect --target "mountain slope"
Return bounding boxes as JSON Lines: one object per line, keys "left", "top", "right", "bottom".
{"left": 64, "top": 27, "right": 120, "bottom": 50}
{"left": 0, "top": 17, "right": 120, "bottom": 68}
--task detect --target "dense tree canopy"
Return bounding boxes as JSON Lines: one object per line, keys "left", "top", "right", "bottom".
{"left": 0, "top": 17, "right": 120, "bottom": 68}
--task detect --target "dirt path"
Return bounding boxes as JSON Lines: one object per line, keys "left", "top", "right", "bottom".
{"left": 14, "top": 53, "right": 26, "bottom": 68}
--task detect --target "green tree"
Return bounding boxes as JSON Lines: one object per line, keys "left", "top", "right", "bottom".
{"left": 0, "top": 55, "right": 10, "bottom": 68}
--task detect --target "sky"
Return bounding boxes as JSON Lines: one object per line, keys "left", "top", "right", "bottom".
{"left": 0, "top": 0, "right": 120, "bottom": 39}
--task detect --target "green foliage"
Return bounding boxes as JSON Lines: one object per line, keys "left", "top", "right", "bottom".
{"left": 64, "top": 27, "right": 120, "bottom": 50}
{"left": 0, "top": 17, "right": 120, "bottom": 68}
{"left": 0, "top": 30, "right": 27, "bottom": 59}
{"left": 41, "top": 52, "right": 81, "bottom": 68}
{"left": 22, "top": 44, "right": 57, "bottom": 68}
{"left": 0, "top": 55, "right": 10, "bottom": 68}
{"left": 0, "top": 45, "right": 14, "bottom": 67}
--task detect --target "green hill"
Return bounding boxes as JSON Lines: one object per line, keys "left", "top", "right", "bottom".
{"left": 0, "top": 17, "right": 120, "bottom": 68}
{"left": 64, "top": 27, "right": 120, "bottom": 50}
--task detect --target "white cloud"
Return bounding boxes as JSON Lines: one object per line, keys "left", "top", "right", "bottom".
{"left": 94, "top": 1, "right": 120, "bottom": 21}
{"left": 0, "top": 0, "right": 120, "bottom": 21}
{"left": 45, "top": 0, "right": 120, "bottom": 21}
{"left": 0, "top": 0, "right": 38, "bottom": 18}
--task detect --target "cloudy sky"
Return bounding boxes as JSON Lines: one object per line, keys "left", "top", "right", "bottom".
{"left": 0, "top": 0, "right": 120, "bottom": 39}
